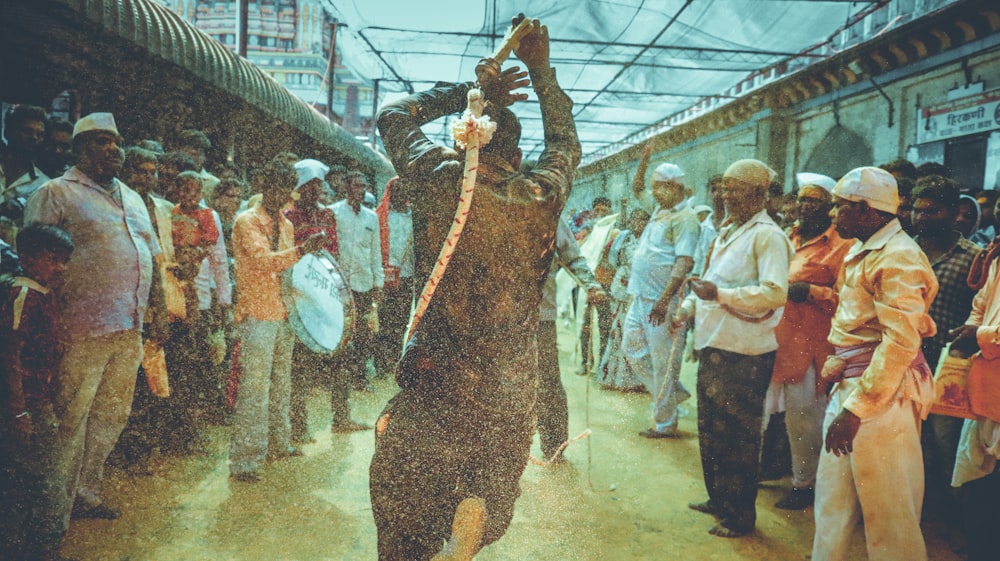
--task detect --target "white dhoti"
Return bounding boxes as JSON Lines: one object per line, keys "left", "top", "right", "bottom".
{"left": 812, "top": 376, "right": 927, "bottom": 561}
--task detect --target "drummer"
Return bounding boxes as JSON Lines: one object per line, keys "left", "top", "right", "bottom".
{"left": 285, "top": 159, "right": 371, "bottom": 438}
{"left": 228, "top": 158, "right": 327, "bottom": 483}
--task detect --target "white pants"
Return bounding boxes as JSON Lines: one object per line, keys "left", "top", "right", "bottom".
{"left": 622, "top": 294, "right": 688, "bottom": 432}
{"left": 765, "top": 364, "right": 828, "bottom": 488}
{"left": 812, "top": 378, "right": 927, "bottom": 561}
{"left": 56, "top": 329, "right": 143, "bottom": 506}
{"left": 229, "top": 319, "right": 294, "bottom": 475}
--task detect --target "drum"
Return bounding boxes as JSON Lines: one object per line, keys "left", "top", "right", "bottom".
{"left": 282, "top": 250, "right": 355, "bottom": 355}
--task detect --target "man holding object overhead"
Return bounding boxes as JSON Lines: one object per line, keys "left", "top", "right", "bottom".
{"left": 371, "top": 15, "right": 580, "bottom": 561}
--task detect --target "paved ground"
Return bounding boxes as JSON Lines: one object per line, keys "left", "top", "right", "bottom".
{"left": 62, "top": 326, "right": 963, "bottom": 561}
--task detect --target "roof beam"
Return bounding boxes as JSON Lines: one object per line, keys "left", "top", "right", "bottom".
{"left": 360, "top": 25, "right": 822, "bottom": 62}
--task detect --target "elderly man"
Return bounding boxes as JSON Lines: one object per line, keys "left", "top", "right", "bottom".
{"left": 766, "top": 173, "right": 852, "bottom": 510}
{"left": 812, "top": 167, "right": 938, "bottom": 561}
{"left": 371, "top": 16, "right": 579, "bottom": 561}
{"left": 675, "top": 158, "right": 793, "bottom": 538}
{"left": 25, "top": 113, "right": 161, "bottom": 519}
{"left": 625, "top": 143, "right": 701, "bottom": 439}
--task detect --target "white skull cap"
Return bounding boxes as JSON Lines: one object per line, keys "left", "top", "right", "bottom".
{"left": 724, "top": 159, "right": 775, "bottom": 188}
{"left": 832, "top": 166, "right": 899, "bottom": 214}
{"left": 652, "top": 163, "right": 684, "bottom": 182}
{"left": 72, "top": 112, "right": 119, "bottom": 138}
{"left": 796, "top": 172, "right": 836, "bottom": 192}
{"left": 293, "top": 159, "right": 330, "bottom": 190}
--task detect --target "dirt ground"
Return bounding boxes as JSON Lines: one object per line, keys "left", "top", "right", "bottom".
{"left": 61, "top": 325, "right": 964, "bottom": 561}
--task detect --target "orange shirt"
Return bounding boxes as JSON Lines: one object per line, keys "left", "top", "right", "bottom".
{"left": 772, "top": 224, "right": 853, "bottom": 385}
{"left": 232, "top": 204, "right": 299, "bottom": 322}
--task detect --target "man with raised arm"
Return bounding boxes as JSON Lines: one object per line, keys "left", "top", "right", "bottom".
{"left": 371, "top": 16, "right": 579, "bottom": 561}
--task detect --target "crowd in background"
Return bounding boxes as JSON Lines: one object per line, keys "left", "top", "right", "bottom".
{"left": 0, "top": 103, "right": 411, "bottom": 560}
{"left": 2, "top": 96, "right": 1000, "bottom": 561}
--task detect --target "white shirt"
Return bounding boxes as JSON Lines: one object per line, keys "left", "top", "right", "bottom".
{"left": 24, "top": 167, "right": 161, "bottom": 341}
{"left": 627, "top": 197, "right": 701, "bottom": 300}
{"left": 330, "top": 200, "right": 384, "bottom": 293}
{"left": 387, "top": 208, "right": 415, "bottom": 278}
{"left": 1, "top": 164, "right": 49, "bottom": 203}
{"left": 683, "top": 209, "right": 792, "bottom": 355}
{"left": 194, "top": 209, "right": 232, "bottom": 310}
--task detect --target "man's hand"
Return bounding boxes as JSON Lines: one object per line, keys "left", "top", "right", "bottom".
{"left": 669, "top": 309, "right": 691, "bottom": 335}
{"left": 649, "top": 297, "right": 670, "bottom": 326}
{"left": 688, "top": 279, "right": 718, "bottom": 301}
{"left": 481, "top": 66, "right": 530, "bottom": 108}
{"left": 824, "top": 408, "right": 861, "bottom": 457}
{"left": 512, "top": 16, "right": 549, "bottom": 69}
{"left": 640, "top": 142, "right": 654, "bottom": 162}
{"left": 586, "top": 286, "right": 607, "bottom": 307}
{"left": 787, "top": 281, "right": 811, "bottom": 303}
{"left": 301, "top": 231, "right": 327, "bottom": 254}
{"left": 948, "top": 324, "right": 980, "bottom": 358}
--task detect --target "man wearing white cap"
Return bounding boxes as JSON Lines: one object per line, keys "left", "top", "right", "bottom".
{"left": 285, "top": 159, "right": 371, "bottom": 436}
{"left": 812, "top": 166, "right": 938, "bottom": 561}
{"left": 24, "top": 112, "right": 161, "bottom": 519}
{"left": 765, "top": 172, "right": 852, "bottom": 510}
{"left": 675, "top": 158, "right": 793, "bottom": 537}
{"left": 625, "top": 143, "right": 701, "bottom": 439}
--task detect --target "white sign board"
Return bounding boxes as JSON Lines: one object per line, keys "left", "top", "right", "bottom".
{"left": 917, "top": 89, "right": 1000, "bottom": 144}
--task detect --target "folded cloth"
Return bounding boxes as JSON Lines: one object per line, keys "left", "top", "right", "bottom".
{"left": 822, "top": 342, "right": 928, "bottom": 383}
{"left": 824, "top": 342, "right": 935, "bottom": 419}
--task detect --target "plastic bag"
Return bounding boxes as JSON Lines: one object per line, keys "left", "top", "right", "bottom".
{"left": 142, "top": 339, "right": 170, "bottom": 397}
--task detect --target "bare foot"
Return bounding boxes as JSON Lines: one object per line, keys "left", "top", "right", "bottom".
{"left": 431, "top": 497, "right": 487, "bottom": 561}
{"left": 708, "top": 522, "right": 751, "bottom": 538}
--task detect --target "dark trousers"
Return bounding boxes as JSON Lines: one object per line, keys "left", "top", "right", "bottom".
{"left": 346, "top": 290, "right": 376, "bottom": 386}
{"left": 374, "top": 278, "right": 414, "bottom": 374}
{"left": 580, "top": 299, "right": 611, "bottom": 372}
{"left": 289, "top": 341, "right": 352, "bottom": 438}
{"left": 961, "top": 466, "right": 1000, "bottom": 561}
{"left": 0, "top": 404, "right": 70, "bottom": 560}
{"left": 696, "top": 347, "right": 775, "bottom": 532}
{"left": 536, "top": 320, "right": 568, "bottom": 457}
{"left": 162, "top": 317, "right": 212, "bottom": 448}
{"left": 370, "top": 392, "right": 533, "bottom": 561}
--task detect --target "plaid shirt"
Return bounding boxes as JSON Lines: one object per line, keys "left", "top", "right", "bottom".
{"left": 921, "top": 236, "right": 981, "bottom": 366}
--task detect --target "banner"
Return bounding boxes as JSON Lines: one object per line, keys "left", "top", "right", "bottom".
{"left": 917, "top": 89, "right": 1000, "bottom": 144}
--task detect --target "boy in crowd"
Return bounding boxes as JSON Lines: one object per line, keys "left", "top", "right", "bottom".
{"left": 1, "top": 224, "right": 75, "bottom": 561}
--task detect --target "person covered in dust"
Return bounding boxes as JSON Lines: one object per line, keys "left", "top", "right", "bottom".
{"left": 369, "top": 15, "right": 580, "bottom": 561}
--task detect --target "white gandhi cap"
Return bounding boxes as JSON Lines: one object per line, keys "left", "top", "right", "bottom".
{"left": 293, "top": 159, "right": 330, "bottom": 190}
{"left": 73, "top": 112, "right": 119, "bottom": 138}
{"left": 652, "top": 163, "right": 684, "bottom": 182}
{"left": 832, "top": 166, "right": 899, "bottom": 214}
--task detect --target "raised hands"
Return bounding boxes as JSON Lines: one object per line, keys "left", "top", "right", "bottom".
{"left": 512, "top": 15, "right": 549, "bottom": 70}
{"left": 481, "top": 66, "right": 530, "bottom": 108}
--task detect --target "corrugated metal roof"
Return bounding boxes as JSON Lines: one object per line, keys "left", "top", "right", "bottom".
{"left": 1, "top": 0, "right": 392, "bottom": 177}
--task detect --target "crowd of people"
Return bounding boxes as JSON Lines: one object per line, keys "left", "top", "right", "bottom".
{"left": 2, "top": 14, "right": 1000, "bottom": 561}
{"left": 571, "top": 150, "right": 1000, "bottom": 559}
{"left": 0, "top": 103, "right": 410, "bottom": 560}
